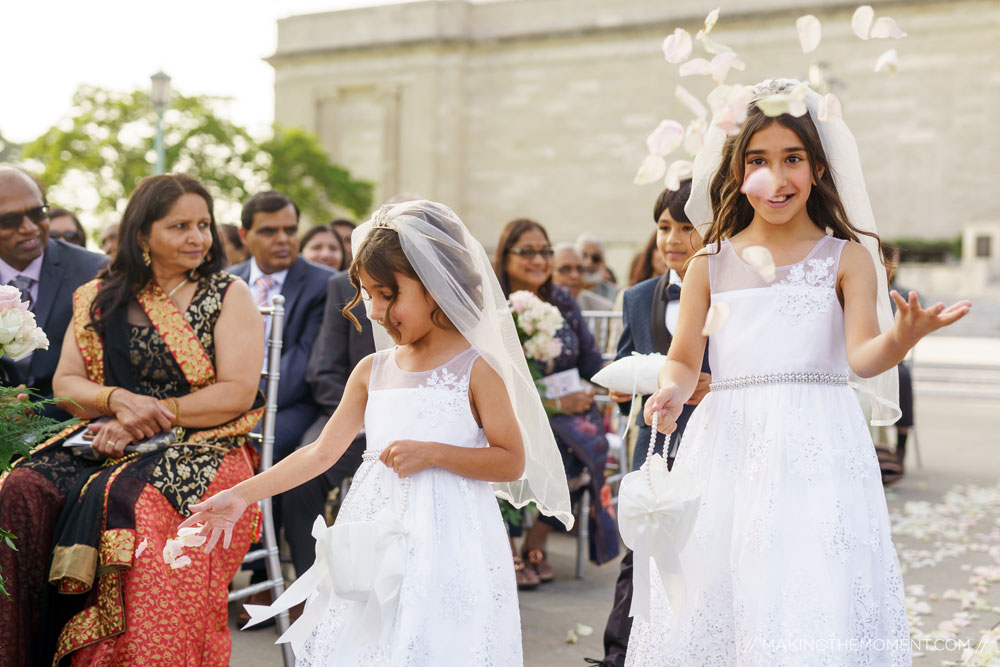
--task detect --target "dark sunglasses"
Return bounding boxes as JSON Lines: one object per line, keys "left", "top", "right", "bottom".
{"left": 585, "top": 253, "right": 604, "bottom": 264}
{"left": 50, "top": 230, "right": 84, "bottom": 244}
{"left": 0, "top": 205, "right": 49, "bottom": 231}
{"left": 509, "top": 247, "right": 553, "bottom": 260}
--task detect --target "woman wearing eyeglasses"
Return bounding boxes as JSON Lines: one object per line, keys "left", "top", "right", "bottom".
{"left": 494, "top": 218, "right": 619, "bottom": 590}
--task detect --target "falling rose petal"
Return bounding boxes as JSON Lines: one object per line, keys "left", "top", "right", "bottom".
{"left": 710, "top": 52, "right": 745, "bottom": 84}
{"left": 700, "top": 34, "right": 734, "bottom": 56}
{"left": 852, "top": 5, "right": 874, "bottom": 40}
{"left": 679, "top": 58, "right": 713, "bottom": 77}
{"left": 808, "top": 63, "right": 826, "bottom": 90}
{"left": 796, "top": 15, "right": 822, "bottom": 54}
{"left": 701, "top": 302, "right": 730, "bottom": 335}
{"left": 634, "top": 154, "right": 667, "bottom": 185}
{"left": 675, "top": 85, "right": 707, "bottom": 118}
{"left": 665, "top": 160, "right": 693, "bottom": 191}
{"left": 818, "top": 93, "right": 843, "bottom": 123}
{"left": 135, "top": 537, "right": 148, "bottom": 559}
{"left": 741, "top": 168, "right": 779, "bottom": 200}
{"left": 662, "top": 28, "right": 693, "bottom": 63}
{"left": 874, "top": 49, "right": 899, "bottom": 75}
{"left": 162, "top": 538, "right": 183, "bottom": 564}
{"left": 707, "top": 84, "right": 753, "bottom": 136}
{"left": 683, "top": 118, "right": 708, "bottom": 155}
{"left": 696, "top": 8, "right": 720, "bottom": 40}
{"left": 646, "top": 120, "right": 685, "bottom": 156}
{"left": 870, "top": 17, "right": 907, "bottom": 39}
{"left": 170, "top": 555, "right": 193, "bottom": 570}
{"left": 742, "top": 245, "right": 777, "bottom": 283}
{"left": 176, "top": 525, "right": 208, "bottom": 548}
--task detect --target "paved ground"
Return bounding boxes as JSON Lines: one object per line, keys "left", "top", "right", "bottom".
{"left": 230, "top": 391, "right": 1000, "bottom": 666}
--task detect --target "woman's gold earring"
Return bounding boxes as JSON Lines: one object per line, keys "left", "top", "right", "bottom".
{"left": 142, "top": 249, "right": 151, "bottom": 266}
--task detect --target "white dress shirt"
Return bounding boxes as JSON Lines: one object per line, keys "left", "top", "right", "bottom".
{"left": 664, "top": 269, "right": 683, "bottom": 335}
{"left": 248, "top": 258, "right": 288, "bottom": 372}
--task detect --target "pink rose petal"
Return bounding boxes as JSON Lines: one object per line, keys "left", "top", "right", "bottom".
{"left": 634, "top": 154, "right": 667, "bottom": 185}
{"left": 710, "top": 52, "right": 745, "bottom": 84}
{"left": 665, "top": 160, "right": 693, "bottom": 191}
{"left": 684, "top": 118, "right": 708, "bottom": 155}
{"left": 135, "top": 537, "right": 148, "bottom": 559}
{"left": 169, "top": 555, "right": 192, "bottom": 570}
{"left": 696, "top": 8, "right": 720, "bottom": 40}
{"left": 646, "top": 119, "right": 685, "bottom": 157}
{"left": 874, "top": 49, "right": 899, "bottom": 75}
{"left": 818, "top": 93, "right": 843, "bottom": 123}
{"left": 742, "top": 245, "right": 777, "bottom": 283}
{"left": 741, "top": 168, "right": 779, "bottom": 200}
{"left": 796, "top": 15, "right": 822, "bottom": 54}
{"left": 852, "top": 6, "right": 874, "bottom": 40}
{"left": 679, "top": 58, "right": 712, "bottom": 77}
{"left": 701, "top": 302, "right": 730, "bottom": 335}
{"left": 707, "top": 84, "right": 753, "bottom": 136}
{"left": 662, "top": 28, "right": 693, "bottom": 63}
{"left": 870, "top": 17, "right": 906, "bottom": 39}
{"left": 675, "top": 85, "right": 707, "bottom": 119}
{"left": 700, "top": 35, "right": 733, "bottom": 56}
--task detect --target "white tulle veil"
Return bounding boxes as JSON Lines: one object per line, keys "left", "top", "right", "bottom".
{"left": 351, "top": 200, "right": 574, "bottom": 527}
{"left": 685, "top": 79, "right": 901, "bottom": 426}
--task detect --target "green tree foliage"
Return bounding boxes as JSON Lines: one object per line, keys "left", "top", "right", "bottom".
{"left": 0, "top": 129, "right": 20, "bottom": 162}
{"left": 21, "top": 85, "right": 372, "bottom": 221}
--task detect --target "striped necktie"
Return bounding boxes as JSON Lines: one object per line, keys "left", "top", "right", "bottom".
{"left": 252, "top": 275, "right": 277, "bottom": 307}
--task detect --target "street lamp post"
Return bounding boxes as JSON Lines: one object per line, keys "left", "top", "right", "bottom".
{"left": 150, "top": 70, "right": 171, "bottom": 175}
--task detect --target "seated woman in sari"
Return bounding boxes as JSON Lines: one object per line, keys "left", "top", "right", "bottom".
{"left": 0, "top": 174, "right": 265, "bottom": 666}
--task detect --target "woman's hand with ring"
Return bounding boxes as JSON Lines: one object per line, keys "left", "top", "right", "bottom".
{"left": 108, "top": 389, "right": 174, "bottom": 439}
{"left": 89, "top": 419, "right": 136, "bottom": 458}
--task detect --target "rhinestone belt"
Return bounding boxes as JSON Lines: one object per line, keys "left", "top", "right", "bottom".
{"left": 710, "top": 372, "right": 849, "bottom": 391}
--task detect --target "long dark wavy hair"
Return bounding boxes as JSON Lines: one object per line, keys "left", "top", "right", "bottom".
{"left": 493, "top": 218, "right": 554, "bottom": 303}
{"left": 89, "top": 174, "right": 226, "bottom": 336}
{"left": 706, "top": 105, "right": 880, "bottom": 251}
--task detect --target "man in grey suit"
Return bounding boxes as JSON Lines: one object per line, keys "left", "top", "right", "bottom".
{"left": 0, "top": 166, "right": 108, "bottom": 415}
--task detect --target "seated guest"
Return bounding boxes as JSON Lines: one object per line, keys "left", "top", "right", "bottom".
{"left": 0, "top": 166, "right": 107, "bottom": 415}
{"left": 229, "top": 191, "right": 333, "bottom": 606}
{"left": 299, "top": 223, "right": 346, "bottom": 271}
{"left": 553, "top": 243, "right": 614, "bottom": 311}
{"left": 0, "top": 173, "right": 265, "bottom": 665}
{"left": 47, "top": 207, "right": 87, "bottom": 248}
{"left": 99, "top": 220, "right": 120, "bottom": 257}
{"left": 330, "top": 218, "right": 357, "bottom": 266}
{"left": 576, "top": 233, "right": 618, "bottom": 302}
{"left": 219, "top": 222, "right": 249, "bottom": 266}
{"left": 495, "top": 218, "right": 619, "bottom": 589}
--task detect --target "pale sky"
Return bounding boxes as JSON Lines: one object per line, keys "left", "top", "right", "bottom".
{"left": 1, "top": 0, "right": 417, "bottom": 144}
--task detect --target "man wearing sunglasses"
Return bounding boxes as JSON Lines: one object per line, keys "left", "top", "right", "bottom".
{"left": 576, "top": 233, "right": 619, "bottom": 302}
{"left": 0, "top": 166, "right": 108, "bottom": 413}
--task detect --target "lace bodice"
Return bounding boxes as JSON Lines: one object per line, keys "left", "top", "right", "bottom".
{"left": 707, "top": 236, "right": 849, "bottom": 380}
{"left": 365, "top": 346, "right": 486, "bottom": 453}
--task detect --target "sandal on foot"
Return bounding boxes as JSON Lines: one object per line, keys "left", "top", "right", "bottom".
{"left": 514, "top": 555, "right": 540, "bottom": 590}
{"left": 524, "top": 548, "right": 554, "bottom": 583}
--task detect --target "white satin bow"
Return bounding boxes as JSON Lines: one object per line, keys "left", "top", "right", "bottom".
{"left": 243, "top": 511, "right": 408, "bottom": 654}
{"left": 617, "top": 455, "right": 700, "bottom": 620}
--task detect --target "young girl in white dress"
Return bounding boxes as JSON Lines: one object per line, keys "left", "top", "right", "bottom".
{"left": 625, "top": 80, "right": 971, "bottom": 666}
{"left": 182, "top": 200, "right": 572, "bottom": 666}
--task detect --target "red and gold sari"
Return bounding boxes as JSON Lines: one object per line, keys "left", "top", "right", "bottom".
{"left": 0, "top": 271, "right": 262, "bottom": 667}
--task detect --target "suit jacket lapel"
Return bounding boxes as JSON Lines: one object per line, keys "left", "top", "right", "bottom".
{"left": 279, "top": 257, "right": 305, "bottom": 320}
{"left": 33, "top": 240, "right": 64, "bottom": 333}
{"left": 649, "top": 272, "right": 672, "bottom": 354}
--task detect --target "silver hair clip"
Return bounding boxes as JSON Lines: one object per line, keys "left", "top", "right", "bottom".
{"left": 371, "top": 206, "right": 394, "bottom": 229}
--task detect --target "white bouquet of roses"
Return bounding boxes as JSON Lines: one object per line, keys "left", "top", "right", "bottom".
{"left": 0, "top": 285, "right": 49, "bottom": 360}
{"left": 508, "top": 290, "right": 564, "bottom": 369}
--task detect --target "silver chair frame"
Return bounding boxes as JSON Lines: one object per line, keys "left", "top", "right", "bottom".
{"left": 227, "top": 295, "right": 295, "bottom": 667}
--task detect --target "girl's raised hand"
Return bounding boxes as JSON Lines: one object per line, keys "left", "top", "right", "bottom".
{"left": 643, "top": 385, "right": 685, "bottom": 434}
{"left": 380, "top": 440, "right": 439, "bottom": 478}
{"left": 179, "top": 488, "right": 250, "bottom": 554}
{"left": 890, "top": 290, "right": 972, "bottom": 348}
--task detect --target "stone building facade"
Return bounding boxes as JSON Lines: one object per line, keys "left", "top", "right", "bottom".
{"left": 269, "top": 0, "right": 1000, "bottom": 272}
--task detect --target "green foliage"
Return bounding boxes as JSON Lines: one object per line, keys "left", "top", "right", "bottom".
{"left": 0, "top": 129, "right": 20, "bottom": 163}
{"left": 20, "top": 85, "right": 372, "bottom": 222}
{"left": 891, "top": 236, "right": 963, "bottom": 263}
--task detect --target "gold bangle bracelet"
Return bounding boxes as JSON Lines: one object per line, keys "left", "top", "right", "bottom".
{"left": 162, "top": 398, "right": 181, "bottom": 426}
{"left": 95, "top": 386, "right": 119, "bottom": 416}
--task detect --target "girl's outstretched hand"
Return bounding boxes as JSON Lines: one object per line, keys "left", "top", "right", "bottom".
{"left": 644, "top": 386, "right": 685, "bottom": 434}
{"left": 179, "top": 488, "right": 250, "bottom": 554}
{"left": 380, "top": 440, "right": 439, "bottom": 478}
{"left": 890, "top": 290, "right": 972, "bottom": 348}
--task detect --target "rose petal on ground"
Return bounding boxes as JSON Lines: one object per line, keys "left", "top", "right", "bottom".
{"left": 169, "top": 555, "right": 192, "bottom": 570}
{"left": 874, "top": 49, "right": 899, "bottom": 75}
{"left": 852, "top": 5, "right": 874, "bottom": 39}
{"left": 646, "top": 120, "right": 685, "bottom": 156}
{"left": 135, "top": 537, "right": 148, "bottom": 559}
{"left": 679, "top": 58, "right": 712, "bottom": 77}
{"left": 818, "top": 93, "right": 843, "bottom": 123}
{"left": 566, "top": 629, "right": 578, "bottom": 644}
{"left": 665, "top": 160, "right": 694, "bottom": 190}
{"left": 702, "top": 302, "right": 731, "bottom": 336}
{"left": 870, "top": 16, "right": 907, "bottom": 39}
{"left": 710, "top": 52, "right": 745, "bottom": 84}
{"left": 796, "top": 15, "right": 822, "bottom": 53}
{"left": 741, "top": 168, "right": 779, "bottom": 200}
{"left": 696, "top": 8, "right": 720, "bottom": 39}
{"left": 634, "top": 154, "right": 667, "bottom": 185}
{"left": 575, "top": 623, "right": 595, "bottom": 637}
{"left": 676, "top": 84, "right": 708, "bottom": 118}
{"left": 742, "top": 245, "right": 777, "bottom": 283}
{"left": 662, "top": 28, "right": 693, "bottom": 63}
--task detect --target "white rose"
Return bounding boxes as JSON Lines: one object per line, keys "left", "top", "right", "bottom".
{"left": 3, "top": 334, "right": 36, "bottom": 360}
{"left": 28, "top": 325, "right": 49, "bottom": 352}
{"left": 0, "top": 308, "right": 27, "bottom": 346}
